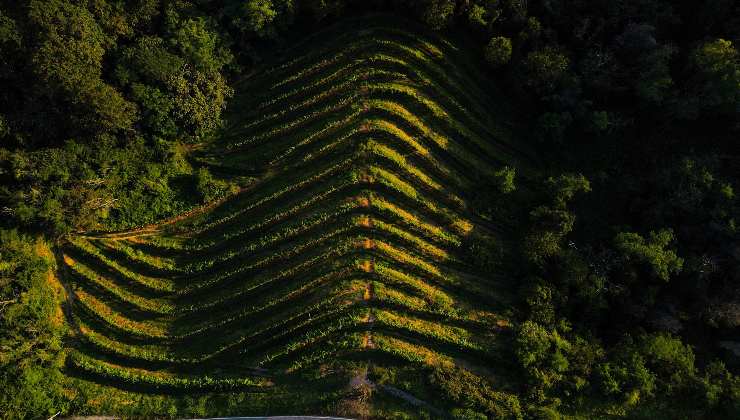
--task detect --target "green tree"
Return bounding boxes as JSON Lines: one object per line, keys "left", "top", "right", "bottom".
{"left": 171, "top": 17, "right": 233, "bottom": 73}
{"left": 546, "top": 174, "right": 591, "bottom": 208}
{"left": 523, "top": 174, "right": 589, "bottom": 264}
{"left": 485, "top": 36, "right": 513, "bottom": 67}
{"left": 29, "top": 0, "right": 136, "bottom": 135}
{"left": 515, "top": 321, "right": 572, "bottom": 401}
{"left": 118, "top": 22, "right": 233, "bottom": 141}
{"left": 416, "top": 0, "right": 456, "bottom": 30}
{"left": 614, "top": 229, "right": 683, "bottom": 282}
{"left": 597, "top": 333, "right": 696, "bottom": 403}
{"left": 242, "top": 0, "right": 278, "bottom": 36}
{"left": 523, "top": 47, "right": 569, "bottom": 93}
{"left": 691, "top": 39, "right": 740, "bottom": 114}
{"left": 0, "top": 230, "right": 67, "bottom": 418}
{"left": 231, "top": 0, "right": 295, "bottom": 39}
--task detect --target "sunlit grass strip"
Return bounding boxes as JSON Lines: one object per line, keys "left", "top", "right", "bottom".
{"left": 372, "top": 282, "right": 430, "bottom": 313}
{"left": 374, "top": 241, "right": 497, "bottom": 301}
{"left": 374, "top": 240, "right": 441, "bottom": 278}
{"left": 97, "top": 239, "right": 181, "bottom": 274}
{"left": 67, "top": 258, "right": 174, "bottom": 314}
{"left": 369, "top": 82, "right": 516, "bottom": 164}
{"left": 382, "top": 38, "right": 493, "bottom": 110}
{"left": 74, "top": 290, "right": 168, "bottom": 338}
{"left": 269, "top": 108, "right": 364, "bottom": 165}
{"left": 69, "top": 351, "right": 268, "bottom": 390}
{"left": 185, "top": 178, "right": 354, "bottom": 253}
{"left": 371, "top": 218, "right": 450, "bottom": 262}
{"left": 366, "top": 165, "right": 473, "bottom": 236}
{"left": 174, "top": 253, "right": 356, "bottom": 331}
{"left": 259, "top": 307, "right": 367, "bottom": 369}
{"left": 362, "top": 52, "right": 494, "bottom": 135}
{"left": 372, "top": 333, "right": 454, "bottom": 368}
{"left": 368, "top": 119, "right": 468, "bottom": 188}
{"left": 369, "top": 194, "right": 460, "bottom": 247}
{"left": 178, "top": 225, "right": 358, "bottom": 296}
{"left": 229, "top": 287, "right": 363, "bottom": 362}
{"left": 84, "top": 284, "right": 350, "bottom": 365}
{"left": 66, "top": 237, "right": 175, "bottom": 293}
{"left": 78, "top": 267, "right": 355, "bottom": 364}
{"left": 254, "top": 59, "right": 364, "bottom": 111}
{"left": 373, "top": 263, "right": 454, "bottom": 311}
{"left": 77, "top": 317, "right": 175, "bottom": 363}
{"left": 365, "top": 140, "right": 463, "bottom": 204}
{"left": 374, "top": 309, "right": 481, "bottom": 351}
{"left": 366, "top": 99, "right": 493, "bottom": 177}
{"left": 258, "top": 27, "right": 487, "bottom": 121}
{"left": 259, "top": 42, "right": 491, "bottom": 145}
{"left": 252, "top": 23, "right": 510, "bottom": 154}
{"left": 188, "top": 157, "right": 356, "bottom": 239}
{"left": 284, "top": 332, "right": 363, "bottom": 372}
{"left": 229, "top": 93, "right": 359, "bottom": 150}
{"left": 182, "top": 194, "right": 359, "bottom": 271}
{"left": 243, "top": 68, "right": 403, "bottom": 133}
{"left": 128, "top": 173, "right": 354, "bottom": 255}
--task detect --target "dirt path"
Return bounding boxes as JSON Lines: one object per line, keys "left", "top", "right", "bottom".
{"left": 76, "top": 193, "right": 238, "bottom": 240}
{"left": 376, "top": 384, "right": 446, "bottom": 417}
{"left": 77, "top": 167, "right": 276, "bottom": 241}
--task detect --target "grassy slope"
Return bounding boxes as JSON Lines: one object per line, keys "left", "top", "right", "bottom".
{"left": 57, "top": 14, "right": 532, "bottom": 418}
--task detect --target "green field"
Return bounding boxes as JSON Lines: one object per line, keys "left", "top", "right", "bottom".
{"left": 57, "top": 16, "right": 527, "bottom": 417}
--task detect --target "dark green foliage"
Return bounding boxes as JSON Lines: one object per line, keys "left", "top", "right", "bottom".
{"left": 689, "top": 39, "right": 740, "bottom": 115}
{"left": 614, "top": 229, "right": 683, "bottom": 282}
{"left": 429, "top": 366, "right": 522, "bottom": 419}
{"left": 515, "top": 321, "right": 573, "bottom": 401}
{"left": 416, "top": 0, "right": 456, "bottom": 30}
{"left": 0, "top": 230, "right": 67, "bottom": 419}
{"left": 493, "top": 165, "right": 516, "bottom": 193}
{"left": 28, "top": 0, "right": 138, "bottom": 135}
{"left": 228, "top": 0, "right": 295, "bottom": 39}
{"left": 523, "top": 174, "right": 590, "bottom": 265}
{"left": 523, "top": 47, "right": 569, "bottom": 93}
{"left": 195, "top": 167, "right": 231, "bottom": 202}
{"left": 596, "top": 333, "right": 697, "bottom": 403}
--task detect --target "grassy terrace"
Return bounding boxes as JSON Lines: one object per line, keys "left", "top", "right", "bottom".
{"left": 60, "top": 15, "right": 525, "bottom": 411}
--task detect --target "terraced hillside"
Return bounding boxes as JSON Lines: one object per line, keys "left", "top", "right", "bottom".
{"left": 59, "top": 15, "right": 532, "bottom": 416}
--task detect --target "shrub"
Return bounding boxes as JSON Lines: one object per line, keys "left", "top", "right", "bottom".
{"left": 429, "top": 365, "right": 523, "bottom": 419}
{"left": 196, "top": 167, "right": 230, "bottom": 202}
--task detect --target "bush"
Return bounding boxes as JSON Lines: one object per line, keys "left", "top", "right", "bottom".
{"left": 494, "top": 165, "right": 516, "bottom": 193}
{"left": 195, "top": 167, "right": 230, "bottom": 202}
{"left": 429, "top": 366, "right": 523, "bottom": 419}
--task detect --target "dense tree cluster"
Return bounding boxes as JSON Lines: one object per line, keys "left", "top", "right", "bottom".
{"left": 0, "top": 230, "right": 66, "bottom": 418}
